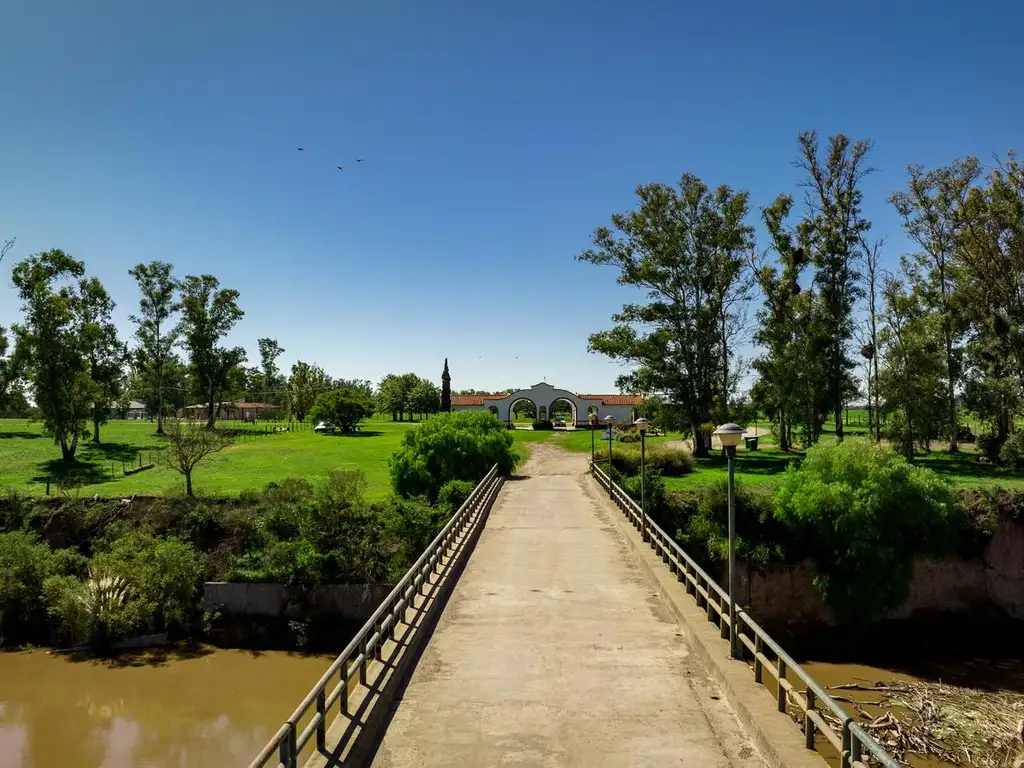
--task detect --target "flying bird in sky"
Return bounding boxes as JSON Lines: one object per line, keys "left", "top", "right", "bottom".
{"left": 336, "top": 166, "right": 344, "bottom": 171}
{"left": 297, "top": 147, "right": 304, "bottom": 151}
{"left": 356, "top": 158, "right": 364, "bottom": 163}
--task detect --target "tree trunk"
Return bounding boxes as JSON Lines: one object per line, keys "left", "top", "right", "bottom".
{"left": 156, "top": 354, "right": 164, "bottom": 434}
{"left": 778, "top": 409, "right": 790, "bottom": 452}
{"left": 206, "top": 381, "right": 216, "bottom": 429}
{"left": 185, "top": 470, "right": 193, "bottom": 497}
{"left": 691, "top": 419, "right": 710, "bottom": 457}
{"left": 945, "top": 332, "right": 958, "bottom": 452}
{"left": 92, "top": 412, "right": 101, "bottom": 444}
{"left": 60, "top": 432, "right": 75, "bottom": 462}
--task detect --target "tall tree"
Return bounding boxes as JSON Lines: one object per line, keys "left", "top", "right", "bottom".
{"left": 0, "top": 237, "right": 14, "bottom": 268}
{"left": 861, "top": 239, "right": 884, "bottom": 442}
{"left": 77, "top": 277, "right": 127, "bottom": 443}
{"left": 441, "top": 358, "right": 452, "bottom": 413}
{"left": 288, "top": 361, "right": 331, "bottom": 421}
{"left": 128, "top": 261, "right": 180, "bottom": 434}
{"left": 257, "top": 338, "right": 285, "bottom": 401}
{"left": 796, "top": 131, "right": 873, "bottom": 441}
{"left": 130, "top": 351, "right": 188, "bottom": 418}
{"left": 177, "top": 275, "right": 245, "bottom": 429}
{"left": 891, "top": 158, "right": 980, "bottom": 452}
{"left": 409, "top": 378, "right": 441, "bottom": 418}
{"left": 578, "top": 174, "right": 751, "bottom": 456}
{"left": 10, "top": 250, "right": 92, "bottom": 461}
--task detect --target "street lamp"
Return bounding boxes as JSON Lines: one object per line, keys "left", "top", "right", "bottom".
{"left": 589, "top": 412, "right": 598, "bottom": 466}
{"left": 635, "top": 417, "right": 649, "bottom": 542}
{"left": 605, "top": 415, "right": 615, "bottom": 499}
{"left": 713, "top": 422, "right": 745, "bottom": 659}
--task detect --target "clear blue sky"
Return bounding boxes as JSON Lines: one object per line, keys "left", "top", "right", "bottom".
{"left": 1, "top": 0, "right": 1020, "bottom": 395}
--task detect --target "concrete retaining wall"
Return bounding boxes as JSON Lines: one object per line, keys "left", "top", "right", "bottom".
{"left": 203, "top": 582, "right": 390, "bottom": 621}
{"left": 740, "top": 514, "right": 1024, "bottom": 627}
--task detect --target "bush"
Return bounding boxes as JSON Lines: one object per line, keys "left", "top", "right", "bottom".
{"left": 1000, "top": 432, "right": 1024, "bottom": 468}
{"left": 773, "top": 439, "right": 961, "bottom": 623}
{"left": 308, "top": 387, "right": 373, "bottom": 433}
{"left": 610, "top": 444, "right": 695, "bottom": 477}
{"left": 957, "top": 424, "right": 976, "bottom": 443}
{"left": 532, "top": 420, "right": 554, "bottom": 430}
{"left": 390, "top": 411, "right": 517, "bottom": 502}
{"left": 0, "top": 531, "right": 59, "bottom": 642}
{"left": 437, "top": 480, "right": 476, "bottom": 512}
{"left": 622, "top": 470, "right": 667, "bottom": 513}
{"left": 978, "top": 432, "right": 1005, "bottom": 463}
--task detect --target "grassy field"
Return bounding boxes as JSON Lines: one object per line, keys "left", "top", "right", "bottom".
{"left": 0, "top": 418, "right": 415, "bottom": 499}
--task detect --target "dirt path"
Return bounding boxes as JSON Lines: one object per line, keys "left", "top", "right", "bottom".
{"left": 371, "top": 444, "right": 765, "bottom": 767}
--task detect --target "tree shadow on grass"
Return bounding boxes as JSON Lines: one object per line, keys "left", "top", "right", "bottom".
{"left": 322, "top": 430, "right": 383, "bottom": 438}
{"left": 0, "top": 430, "right": 44, "bottom": 440}
{"left": 694, "top": 451, "right": 802, "bottom": 479}
{"left": 32, "top": 458, "right": 111, "bottom": 487}
{"left": 82, "top": 441, "right": 164, "bottom": 463}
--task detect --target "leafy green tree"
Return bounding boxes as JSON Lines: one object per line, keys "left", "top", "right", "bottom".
{"left": 177, "top": 275, "right": 245, "bottom": 429}
{"left": 408, "top": 378, "right": 440, "bottom": 418}
{"left": 0, "top": 328, "right": 23, "bottom": 416}
{"left": 891, "top": 159, "right": 980, "bottom": 452}
{"left": 130, "top": 351, "right": 188, "bottom": 419}
{"left": 774, "top": 439, "right": 959, "bottom": 623}
{"left": 11, "top": 250, "right": 94, "bottom": 461}
{"left": 128, "top": 261, "right": 180, "bottom": 434}
{"left": 257, "top": 338, "right": 285, "bottom": 402}
{"left": 77, "top": 277, "right": 127, "bottom": 444}
{"left": 0, "top": 531, "right": 58, "bottom": 643}
{"left": 878, "top": 277, "right": 947, "bottom": 458}
{"left": 289, "top": 361, "right": 331, "bottom": 421}
{"left": 308, "top": 387, "right": 373, "bottom": 432}
{"left": 378, "top": 373, "right": 416, "bottom": 421}
{"left": 796, "top": 131, "right": 873, "bottom": 441}
{"left": 334, "top": 377, "right": 374, "bottom": 399}
{"left": 577, "top": 174, "right": 752, "bottom": 456}
{"left": 391, "top": 411, "right": 516, "bottom": 502}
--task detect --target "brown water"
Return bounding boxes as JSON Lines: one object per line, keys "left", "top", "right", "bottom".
{"left": 0, "top": 646, "right": 335, "bottom": 768}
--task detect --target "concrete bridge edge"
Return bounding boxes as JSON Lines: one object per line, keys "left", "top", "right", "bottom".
{"left": 582, "top": 472, "right": 827, "bottom": 768}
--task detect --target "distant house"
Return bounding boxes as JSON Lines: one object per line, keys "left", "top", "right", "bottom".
{"left": 125, "top": 400, "right": 149, "bottom": 420}
{"left": 181, "top": 401, "right": 281, "bottom": 421}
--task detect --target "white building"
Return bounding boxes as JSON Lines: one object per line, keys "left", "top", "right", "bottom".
{"left": 451, "top": 382, "right": 643, "bottom": 427}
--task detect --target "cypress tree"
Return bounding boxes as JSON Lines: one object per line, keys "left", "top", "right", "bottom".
{"left": 440, "top": 358, "right": 452, "bottom": 413}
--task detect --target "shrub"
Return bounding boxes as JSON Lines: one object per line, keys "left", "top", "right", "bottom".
{"left": 978, "top": 432, "right": 1005, "bottom": 463}
{"left": 437, "top": 480, "right": 476, "bottom": 512}
{"left": 532, "top": 420, "right": 554, "bottom": 430}
{"left": 957, "top": 424, "right": 976, "bottom": 443}
{"left": 307, "top": 388, "right": 373, "bottom": 433}
{"left": 0, "top": 531, "right": 59, "bottom": 642}
{"left": 1000, "top": 432, "right": 1024, "bottom": 468}
{"left": 773, "top": 439, "right": 961, "bottom": 623}
{"left": 622, "top": 470, "right": 667, "bottom": 513}
{"left": 610, "top": 444, "right": 695, "bottom": 477}
{"left": 390, "top": 411, "right": 517, "bottom": 502}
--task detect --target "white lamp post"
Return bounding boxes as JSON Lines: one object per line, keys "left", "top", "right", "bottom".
{"left": 634, "top": 417, "right": 649, "bottom": 542}
{"left": 713, "top": 422, "right": 745, "bottom": 658}
{"left": 605, "top": 415, "right": 615, "bottom": 498}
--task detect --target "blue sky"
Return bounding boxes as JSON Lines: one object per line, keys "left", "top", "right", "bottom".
{"left": 1, "top": 0, "right": 1021, "bottom": 395}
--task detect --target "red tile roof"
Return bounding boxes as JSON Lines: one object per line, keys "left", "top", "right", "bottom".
{"left": 577, "top": 394, "right": 645, "bottom": 405}
{"left": 451, "top": 394, "right": 508, "bottom": 406}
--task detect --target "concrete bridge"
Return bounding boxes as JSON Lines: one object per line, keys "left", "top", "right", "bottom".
{"left": 251, "top": 446, "right": 897, "bottom": 768}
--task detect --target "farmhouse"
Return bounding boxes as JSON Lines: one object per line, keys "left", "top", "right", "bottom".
{"left": 451, "top": 382, "right": 643, "bottom": 427}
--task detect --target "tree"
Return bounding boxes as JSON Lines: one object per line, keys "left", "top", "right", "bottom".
{"left": 334, "top": 378, "right": 374, "bottom": 399}
{"left": 158, "top": 419, "right": 232, "bottom": 496}
{"left": 0, "top": 237, "right": 14, "bottom": 268}
{"left": 128, "top": 261, "right": 180, "bottom": 434}
{"left": 77, "top": 277, "right": 127, "bottom": 444}
{"left": 377, "top": 373, "right": 410, "bottom": 421}
{"left": 861, "top": 239, "right": 884, "bottom": 442}
{"left": 130, "top": 351, "right": 188, "bottom": 419}
{"left": 408, "top": 378, "right": 441, "bottom": 418}
{"left": 177, "top": 275, "right": 245, "bottom": 429}
{"left": 441, "top": 358, "right": 452, "bottom": 413}
{"left": 879, "top": 276, "right": 947, "bottom": 459}
{"left": 10, "top": 250, "right": 93, "bottom": 461}
{"left": 796, "top": 131, "right": 873, "bottom": 441}
{"left": 257, "top": 338, "right": 285, "bottom": 401}
{"left": 308, "top": 387, "right": 373, "bottom": 432}
{"left": 0, "top": 327, "right": 23, "bottom": 416}
{"left": 579, "top": 174, "right": 752, "bottom": 456}
{"left": 891, "top": 158, "right": 979, "bottom": 452}
{"left": 289, "top": 361, "right": 331, "bottom": 421}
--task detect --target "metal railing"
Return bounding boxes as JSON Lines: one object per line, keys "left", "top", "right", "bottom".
{"left": 249, "top": 465, "right": 504, "bottom": 768}
{"left": 591, "top": 462, "right": 898, "bottom": 768}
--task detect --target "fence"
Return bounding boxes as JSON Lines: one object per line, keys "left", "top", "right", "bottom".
{"left": 248, "top": 464, "right": 504, "bottom": 768}
{"left": 590, "top": 461, "right": 898, "bottom": 768}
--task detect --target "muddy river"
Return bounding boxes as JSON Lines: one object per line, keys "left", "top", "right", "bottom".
{"left": 0, "top": 646, "right": 334, "bottom": 768}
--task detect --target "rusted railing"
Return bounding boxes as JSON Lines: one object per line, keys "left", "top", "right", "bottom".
{"left": 249, "top": 465, "right": 504, "bottom": 768}
{"left": 591, "top": 462, "right": 898, "bottom": 768}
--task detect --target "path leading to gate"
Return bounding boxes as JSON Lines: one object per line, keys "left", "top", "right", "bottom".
{"left": 370, "top": 444, "right": 766, "bottom": 767}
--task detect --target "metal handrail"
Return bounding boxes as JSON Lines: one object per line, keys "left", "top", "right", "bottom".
{"left": 591, "top": 462, "right": 898, "bottom": 768}
{"left": 249, "top": 465, "right": 503, "bottom": 768}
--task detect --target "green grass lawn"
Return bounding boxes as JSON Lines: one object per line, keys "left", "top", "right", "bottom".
{"left": 0, "top": 418, "right": 418, "bottom": 499}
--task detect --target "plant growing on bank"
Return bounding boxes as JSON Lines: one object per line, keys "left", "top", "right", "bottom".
{"left": 773, "top": 439, "right": 961, "bottom": 623}
{"left": 390, "top": 411, "right": 516, "bottom": 502}
{"left": 158, "top": 419, "right": 233, "bottom": 496}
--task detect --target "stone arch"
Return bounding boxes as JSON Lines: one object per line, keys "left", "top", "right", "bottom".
{"left": 549, "top": 397, "right": 577, "bottom": 426}
{"left": 507, "top": 397, "right": 537, "bottom": 424}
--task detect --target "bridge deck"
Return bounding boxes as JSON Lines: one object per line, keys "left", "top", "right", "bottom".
{"left": 370, "top": 445, "right": 765, "bottom": 767}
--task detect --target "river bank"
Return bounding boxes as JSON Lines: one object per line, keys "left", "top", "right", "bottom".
{"left": 0, "top": 645, "right": 335, "bottom": 768}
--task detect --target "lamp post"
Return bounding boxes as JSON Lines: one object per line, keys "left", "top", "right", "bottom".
{"left": 589, "top": 412, "right": 597, "bottom": 466}
{"left": 713, "top": 422, "right": 745, "bottom": 659}
{"left": 605, "top": 415, "right": 615, "bottom": 499}
{"left": 635, "top": 417, "right": 649, "bottom": 542}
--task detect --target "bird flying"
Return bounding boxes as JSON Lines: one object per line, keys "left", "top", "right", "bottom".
{"left": 356, "top": 158, "right": 364, "bottom": 163}
{"left": 336, "top": 166, "right": 344, "bottom": 171}
{"left": 297, "top": 147, "right": 304, "bottom": 151}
